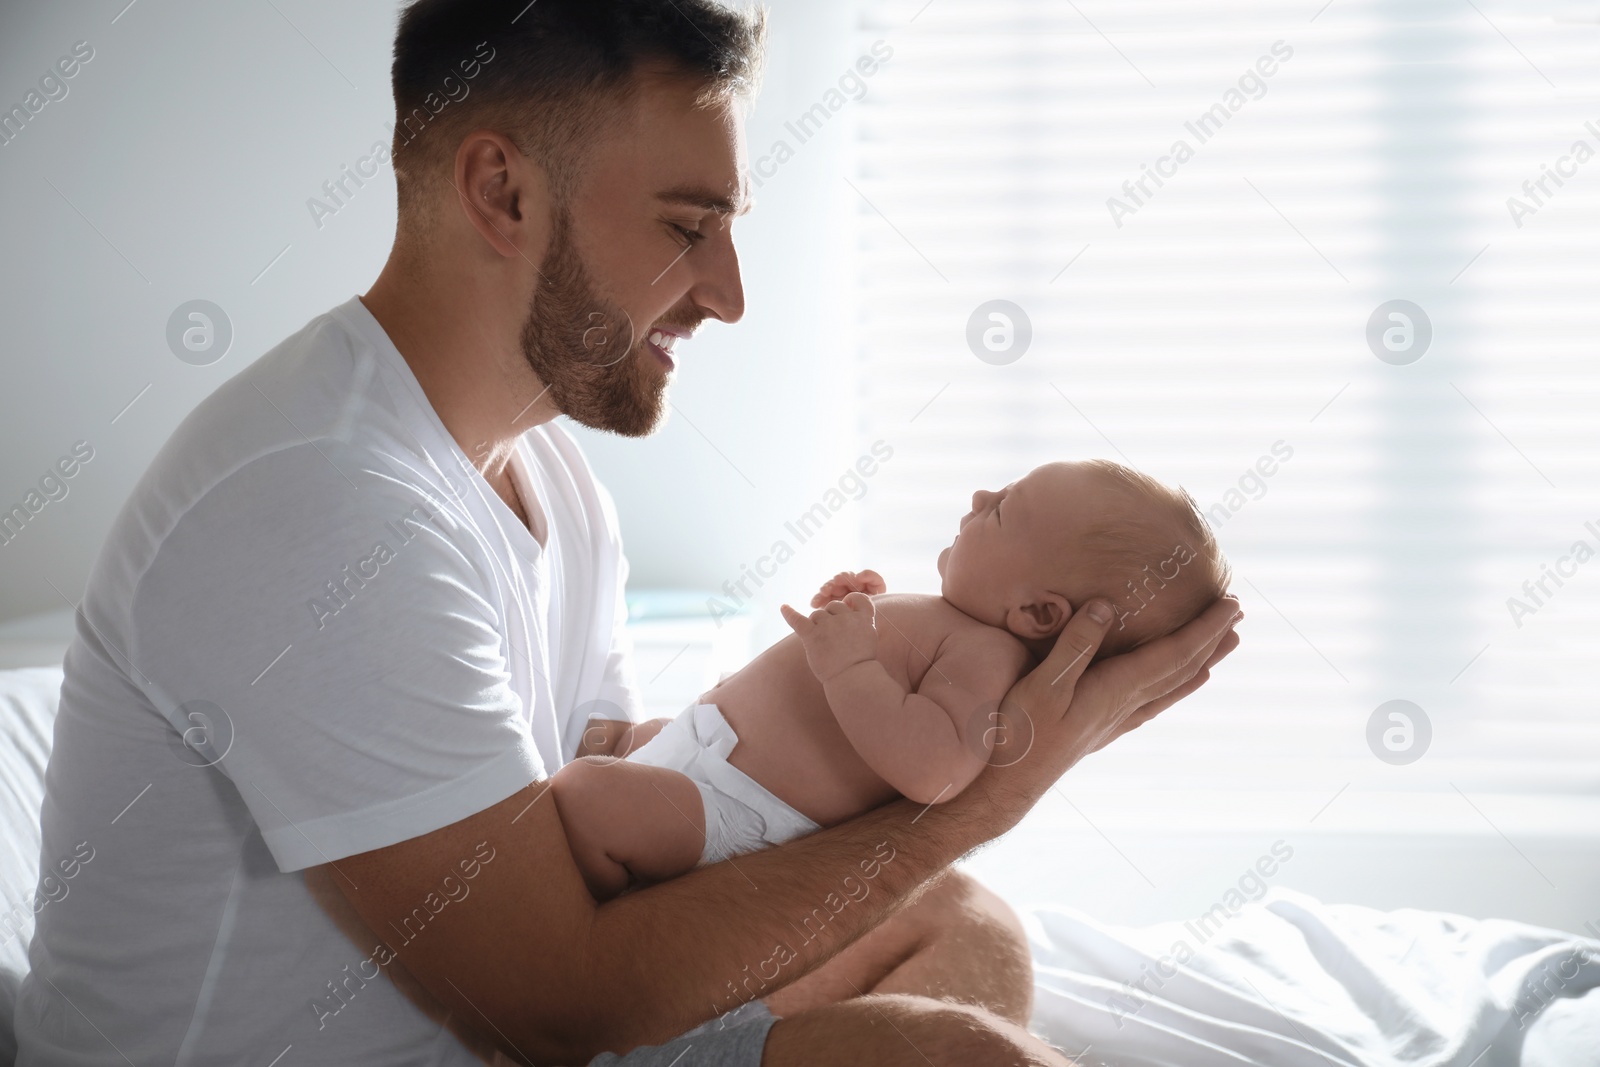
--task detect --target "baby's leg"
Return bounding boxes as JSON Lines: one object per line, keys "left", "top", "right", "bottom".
{"left": 550, "top": 755, "right": 707, "bottom": 901}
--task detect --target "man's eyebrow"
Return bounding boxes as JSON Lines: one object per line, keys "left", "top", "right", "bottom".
{"left": 657, "top": 186, "right": 753, "bottom": 218}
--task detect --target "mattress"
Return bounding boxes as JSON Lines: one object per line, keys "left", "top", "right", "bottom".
{"left": 0, "top": 666, "right": 64, "bottom": 1065}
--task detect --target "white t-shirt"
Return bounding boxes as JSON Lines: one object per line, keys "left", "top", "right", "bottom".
{"left": 15, "top": 296, "right": 641, "bottom": 1065}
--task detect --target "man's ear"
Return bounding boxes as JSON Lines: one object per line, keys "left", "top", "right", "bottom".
{"left": 1005, "top": 592, "right": 1073, "bottom": 639}
{"left": 454, "top": 129, "right": 553, "bottom": 260}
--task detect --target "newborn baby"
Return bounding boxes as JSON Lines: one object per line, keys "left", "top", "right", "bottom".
{"left": 552, "top": 459, "right": 1230, "bottom": 900}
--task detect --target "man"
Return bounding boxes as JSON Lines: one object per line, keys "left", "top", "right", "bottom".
{"left": 16, "top": 1, "right": 1241, "bottom": 1063}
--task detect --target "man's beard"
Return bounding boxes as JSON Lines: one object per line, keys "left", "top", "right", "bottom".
{"left": 519, "top": 209, "right": 668, "bottom": 438}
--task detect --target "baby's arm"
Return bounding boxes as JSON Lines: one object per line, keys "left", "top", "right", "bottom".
{"left": 780, "top": 594, "right": 1028, "bottom": 805}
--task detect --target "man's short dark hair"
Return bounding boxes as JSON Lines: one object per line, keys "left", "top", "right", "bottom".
{"left": 390, "top": 0, "right": 766, "bottom": 215}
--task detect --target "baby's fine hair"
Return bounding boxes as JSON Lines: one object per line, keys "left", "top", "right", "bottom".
{"left": 1072, "top": 459, "right": 1232, "bottom": 656}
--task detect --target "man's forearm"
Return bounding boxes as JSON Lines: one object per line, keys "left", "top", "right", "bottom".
{"left": 577, "top": 790, "right": 989, "bottom": 1050}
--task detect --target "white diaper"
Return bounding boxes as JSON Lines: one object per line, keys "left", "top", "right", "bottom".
{"left": 625, "top": 703, "right": 820, "bottom": 866}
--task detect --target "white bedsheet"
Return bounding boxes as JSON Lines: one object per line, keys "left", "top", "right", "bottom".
{"left": 1026, "top": 888, "right": 1600, "bottom": 1067}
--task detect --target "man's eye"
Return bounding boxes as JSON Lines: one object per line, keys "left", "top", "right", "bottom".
{"left": 671, "top": 223, "right": 705, "bottom": 246}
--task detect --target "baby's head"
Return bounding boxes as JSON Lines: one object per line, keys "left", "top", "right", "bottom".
{"left": 937, "top": 460, "right": 1230, "bottom": 657}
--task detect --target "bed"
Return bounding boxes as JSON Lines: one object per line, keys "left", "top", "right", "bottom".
{"left": 1, "top": 614, "right": 1595, "bottom": 1066}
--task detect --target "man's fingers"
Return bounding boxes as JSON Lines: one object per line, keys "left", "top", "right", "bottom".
{"left": 1088, "top": 637, "right": 1233, "bottom": 756}
{"left": 1135, "top": 629, "right": 1238, "bottom": 718}
{"left": 1203, "top": 629, "right": 1241, "bottom": 672}
{"left": 1105, "top": 667, "right": 1214, "bottom": 748}
{"left": 1089, "top": 695, "right": 1175, "bottom": 753}
{"left": 1097, "top": 605, "right": 1243, "bottom": 737}
{"left": 1170, "top": 596, "right": 1240, "bottom": 670}
{"left": 1105, "top": 595, "right": 1241, "bottom": 704}
{"left": 1117, "top": 620, "right": 1233, "bottom": 713}
{"left": 1153, "top": 597, "right": 1240, "bottom": 692}
{"left": 1151, "top": 667, "right": 1210, "bottom": 713}
{"left": 1033, "top": 600, "right": 1115, "bottom": 692}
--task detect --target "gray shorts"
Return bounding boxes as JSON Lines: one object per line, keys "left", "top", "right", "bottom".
{"left": 586, "top": 1000, "right": 776, "bottom": 1067}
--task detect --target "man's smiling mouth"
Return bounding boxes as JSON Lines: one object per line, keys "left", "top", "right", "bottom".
{"left": 647, "top": 327, "right": 684, "bottom": 370}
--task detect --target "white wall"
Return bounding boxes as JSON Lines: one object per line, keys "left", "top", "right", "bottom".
{"left": 12, "top": 0, "right": 1594, "bottom": 937}
{"left": 0, "top": 0, "right": 865, "bottom": 650}
{"left": 570, "top": 0, "right": 871, "bottom": 648}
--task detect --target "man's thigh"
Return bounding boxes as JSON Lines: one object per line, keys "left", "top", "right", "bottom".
{"left": 581, "top": 994, "right": 1067, "bottom": 1067}
{"left": 587, "top": 870, "right": 1035, "bottom": 1066}
{"left": 584, "top": 1000, "right": 777, "bottom": 1067}
{"left": 762, "top": 994, "right": 1072, "bottom": 1067}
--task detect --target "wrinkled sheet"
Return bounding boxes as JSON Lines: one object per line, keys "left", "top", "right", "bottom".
{"left": 1026, "top": 888, "right": 1600, "bottom": 1067}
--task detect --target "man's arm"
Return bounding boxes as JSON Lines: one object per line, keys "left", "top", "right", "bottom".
{"left": 326, "top": 767, "right": 991, "bottom": 1064}
{"left": 321, "top": 594, "right": 1241, "bottom": 1065}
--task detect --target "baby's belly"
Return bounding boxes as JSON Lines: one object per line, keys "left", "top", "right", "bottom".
{"left": 705, "top": 636, "right": 901, "bottom": 827}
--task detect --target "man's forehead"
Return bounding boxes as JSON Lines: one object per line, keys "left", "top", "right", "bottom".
{"left": 624, "top": 70, "right": 751, "bottom": 217}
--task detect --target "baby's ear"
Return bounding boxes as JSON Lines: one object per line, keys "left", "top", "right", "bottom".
{"left": 1006, "top": 593, "right": 1073, "bottom": 639}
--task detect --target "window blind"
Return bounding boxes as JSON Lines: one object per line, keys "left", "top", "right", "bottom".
{"left": 851, "top": 0, "right": 1600, "bottom": 795}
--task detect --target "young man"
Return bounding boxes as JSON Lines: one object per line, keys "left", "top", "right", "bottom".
{"left": 15, "top": 1, "right": 1241, "bottom": 1064}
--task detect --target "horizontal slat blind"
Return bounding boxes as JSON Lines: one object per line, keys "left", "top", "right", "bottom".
{"left": 852, "top": 0, "right": 1600, "bottom": 792}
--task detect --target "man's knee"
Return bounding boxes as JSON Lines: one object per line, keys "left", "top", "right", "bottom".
{"left": 763, "top": 994, "right": 1066, "bottom": 1067}
{"left": 920, "top": 871, "right": 1030, "bottom": 966}
{"left": 917, "top": 870, "right": 1034, "bottom": 1024}
{"left": 886, "top": 996, "right": 1054, "bottom": 1065}
{"left": 926, "top": 870, "right": 1023, "bottom": 930}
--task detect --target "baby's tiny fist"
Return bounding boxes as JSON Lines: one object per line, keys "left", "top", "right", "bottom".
{"left": 794, "top": 593, "right": 878, "bottom": 681}
{"left": 810, "top": 569, "right": 886, "bottom": 607}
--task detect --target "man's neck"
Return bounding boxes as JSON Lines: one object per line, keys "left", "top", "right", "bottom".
{"left": 497, "top": 460, "right": 536, "bottom": 540}
{"left": 360, "top": 255, "right": 559, "bottom": 490}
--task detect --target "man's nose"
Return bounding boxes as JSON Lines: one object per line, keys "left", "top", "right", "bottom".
{"left": 688, "top": 225, "right": 745, "bottom": 325}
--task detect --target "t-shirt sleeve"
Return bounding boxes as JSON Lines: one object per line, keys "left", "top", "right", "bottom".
{"left": 127, "top": 441, "right": 543, "bottom": 872}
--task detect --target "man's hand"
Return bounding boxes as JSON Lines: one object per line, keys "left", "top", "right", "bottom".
{"left": 577, "top": 717, "right": 671, "bottom": 759}
{"left": 780, "top": 592, "right": 879, "bottom": 682}
{"left": 810, "top": 569, "right": 886, "bottom": 608}
{"left": 954, "top": 595, "right": 1243, "bottom": 834}
{"left": 615, "top": 717, "right": 669, "bottom": 757}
